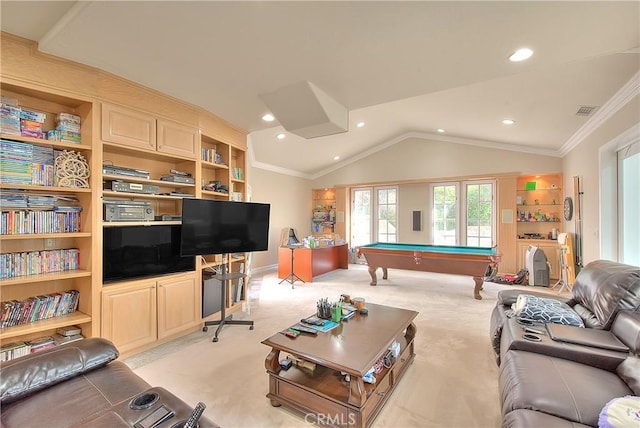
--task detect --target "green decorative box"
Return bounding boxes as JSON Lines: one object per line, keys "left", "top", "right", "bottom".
{"left": 525, "top": 181, "right": 537, "bottom": 190}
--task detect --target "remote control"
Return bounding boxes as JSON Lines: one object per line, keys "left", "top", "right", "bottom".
{"left": 183, "top": 402, "right": 206, "bottom": 428}
{"left": 170, "top": 169, "right": 191, "bottom": 177}
{"left": 281, "top": 330, "right": 298, "bottom": 338}
{"left": 301, "top": 317, "right": 324, "bottom": 326}
{"left": 291, "top": 324, "right": 318, "bottom": 335}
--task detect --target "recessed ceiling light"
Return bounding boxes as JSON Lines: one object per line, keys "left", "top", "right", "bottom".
{"left": 276, "top": 133, "right": 286, "bottom": 140}
{"left": 334, "top": 156, "right": 340, "bottom": 161}
{"left": 356, "top": 122, "right": 365, "bottom": 128}
{"left": 509, "top": 48, "right": 533, "bottom": 62}
{"left": 502, "top": 119, "right": 515, "bottom": 125}
{"left": 262, "top": 113, "right": 275, "bottom": 122}
{"left": 437, "top": 128, "right": 445, "bottom": 133}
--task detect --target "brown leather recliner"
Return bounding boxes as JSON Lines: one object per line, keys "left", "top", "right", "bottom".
{"left": 499, "top": 310, "right": 640, "bottom": 427}
{"left": 0, "top": 338, "right": 218, "bottom": 428}
{"left": 490, "top": 259, "right": 640, "bottom": 365}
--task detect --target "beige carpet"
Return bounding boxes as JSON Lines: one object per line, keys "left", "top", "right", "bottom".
{"left": 125, "top": 264, "right": 558, "bottom": 428}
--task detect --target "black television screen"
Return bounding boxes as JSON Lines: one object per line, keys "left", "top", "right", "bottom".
{"left": 103, "top": 224, "right": 195, "bottom": 283}
{"left": 180, "top": 199, "right": 271, "bottom": 256}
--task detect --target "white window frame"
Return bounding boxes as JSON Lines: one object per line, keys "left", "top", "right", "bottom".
{"left": 429, "top": 182, "right": 460, "bottom": 245}
{"left": 462, "top": 179, "right": 496, "bottom": 247}
{"left": 429, "top": 180, "right": 496, "bottom": 246}
{"left": 376, "top": 186, "right": 398, "bottom": 243}
{"left": 617, "top": 141, "right": 639, "bottom": 265}
{"left": 599, "top": 125, "right": 639, "bottom": 261}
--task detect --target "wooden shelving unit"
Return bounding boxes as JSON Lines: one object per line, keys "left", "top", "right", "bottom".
{"left": 1, "top": 33, "right": 249, "bottom": 358}
{"left": 0, "top": 80, "right": 98, "bottom": 350}
{"left": 515, "top": 173, "right": 564, "bottom": 279}
{"left": 311, "top": 188, "right": 336, "bottom": 234}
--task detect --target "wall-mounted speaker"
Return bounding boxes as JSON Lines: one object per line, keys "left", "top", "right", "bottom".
{"left": 412, "top": 210, "right": 422, "bottom": 231}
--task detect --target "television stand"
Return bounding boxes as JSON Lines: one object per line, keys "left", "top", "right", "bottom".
{"left": 202, "top": 267, "right": 253, "bottom": 342}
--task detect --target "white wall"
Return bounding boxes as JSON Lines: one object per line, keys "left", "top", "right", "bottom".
{"left": 562, "top": 95, "right": 640, "bottom": 265}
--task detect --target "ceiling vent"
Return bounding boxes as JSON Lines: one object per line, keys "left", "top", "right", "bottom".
{"left": 260, "top": 81, "right": 348, "bottom": 139}
{"left": 575, "top": 105, "right": 599, "bottom": 116}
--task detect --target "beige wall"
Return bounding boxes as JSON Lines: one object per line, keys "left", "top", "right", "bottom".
{"left": 398, "top": 183, "right": 430, "bottom": 243}
{"left": 312, "top": 137, "right": 562, "bottom": 188}
{"left": 251, "top": 97, "right": 638, "bottom": 272}
{"left": 247, "top": 166, "right": 311, "bottom": 270}
{"left": 249, "top": 136, "right": 563, "bottom": 270}
{"left": 562, "top": 95, "right": 639, "bottom": 266}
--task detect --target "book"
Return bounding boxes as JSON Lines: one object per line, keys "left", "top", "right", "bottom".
{"left": 57, "top": 325, "right": 81, "bottom": 337}
{"left": 306, "top": 319, "right": 340, "bottom": 333}
{"left": 28, "top": 336, "right": 55, "bottom": 353}
{"left": 52, "top": 333, "right": 83, "bottom": 346}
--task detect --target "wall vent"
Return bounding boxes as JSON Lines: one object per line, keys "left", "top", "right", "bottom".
{"left": 575, "top": 105, "right": 599, "bottom": 116}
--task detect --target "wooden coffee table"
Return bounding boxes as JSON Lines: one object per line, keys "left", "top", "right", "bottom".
{"left": 262, "top": 303, "right": 417, "bottom": 428}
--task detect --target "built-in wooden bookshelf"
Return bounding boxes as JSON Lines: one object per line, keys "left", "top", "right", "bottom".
{"left": 0, "top": 80, "right": 99, "bottom": 348}
{"left": 1, "top": 32, "right": 249, "bottom": 358}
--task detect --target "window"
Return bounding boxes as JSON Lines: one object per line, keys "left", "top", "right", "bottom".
{"left": 351, "top": 186, "right": 398, "bottom": 245}
{"left": 465, "top": 181, "right": 494, "bottom": 247}
{"left": 351, "top": 188, "right": 372, "bottom": 247}
{"left": 618, "top": 141, "right": 639, "bottom": 266}
{"left": 599, "top": 126, "right": 638, "bottom": 263}
{"left": 431, "top": 183, "right": 458, "bottom": 245}
{"left": 377, "top": 187, "right": 397, "bottom": 242}
{"left": 431, "top": 181, "right": 495, "bottom": 246}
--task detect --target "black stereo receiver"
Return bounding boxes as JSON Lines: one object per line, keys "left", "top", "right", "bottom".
{"left": 103, "top": 180, "right": 160, "bottom": 195}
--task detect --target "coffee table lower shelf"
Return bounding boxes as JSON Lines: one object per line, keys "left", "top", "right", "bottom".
{"left": 265, "top": 342, "right": 414, "bottom": 428}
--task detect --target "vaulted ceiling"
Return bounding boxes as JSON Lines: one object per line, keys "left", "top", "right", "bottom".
{"left": 1, "top": 1, "right": 638, "bottom": 178}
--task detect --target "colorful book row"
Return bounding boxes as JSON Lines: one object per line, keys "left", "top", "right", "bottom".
{"left": 232, "top": 167, "right": 243, "bottom": 180}
{"left": 0, "top": 289, "right": 80, "bottom": 329}
{"left": 0, "top": 248, "right": 80, "bottom": 279}
{"left": 0, "top": 333, "right": 84, "bottom": 362}
{"left": 0, "top": 209, "right": 82, "bottom": 235}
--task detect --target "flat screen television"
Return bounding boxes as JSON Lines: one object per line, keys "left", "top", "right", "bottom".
{"left": 180, "top": 199, "right": 271, "bottom": 256}
{"left": 103, "top": 224, "right": 195, "bottom": 283}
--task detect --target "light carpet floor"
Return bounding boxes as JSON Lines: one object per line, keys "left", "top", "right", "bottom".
{"left": 125, "top": 264, "right": 560, "bottom": 428}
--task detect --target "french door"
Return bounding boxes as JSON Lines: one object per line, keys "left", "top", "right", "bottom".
{"left": 618, "top": 141, "right": 639, "bottom": 266}
{"left": 351, "top": 186, "right": 398, "bottom": 246}
{"left": 351, "top": 188, "right": 372, "bottom": 247}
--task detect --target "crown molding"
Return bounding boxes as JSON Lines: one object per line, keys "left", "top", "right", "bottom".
{"left": 560, "top": 71, "right": 640, "bottom": 157}
{"left": 38, "top": 1, "right": 91, "bottom": 51}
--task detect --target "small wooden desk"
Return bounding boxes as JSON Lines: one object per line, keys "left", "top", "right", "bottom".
{"left": 277, "top": 243, "right": 348, "bottom": 282}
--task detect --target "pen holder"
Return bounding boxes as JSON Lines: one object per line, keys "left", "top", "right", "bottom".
{"left": 317, "top": 304, "right": 332, "bottom": 319}
{"left": 331, "top": 304, "right": 342, "bottom": 323}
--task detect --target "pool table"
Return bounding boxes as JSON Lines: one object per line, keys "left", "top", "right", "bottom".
{"left": 356, "top": 243, "right": 501, "bottom": 300}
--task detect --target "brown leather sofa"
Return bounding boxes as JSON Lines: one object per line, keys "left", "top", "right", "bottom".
{"left": 499, "top": 310, "right": 640, "bottom": 427}
{"left": 0, "top": 338, "right": 218, "bottom": 428}
{"left": 490, "top": 259, "right": 640, "bottom": 365}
